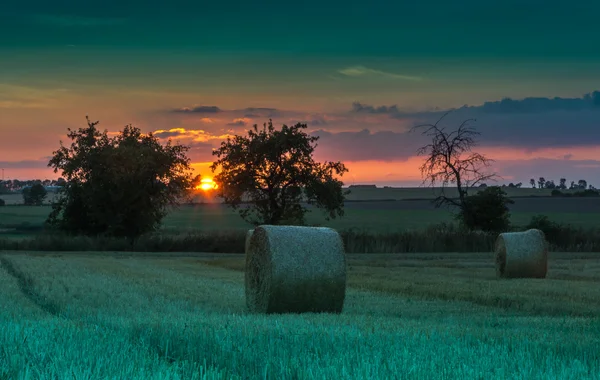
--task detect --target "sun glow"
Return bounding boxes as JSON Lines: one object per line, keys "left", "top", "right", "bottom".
{"left": 196, "top": 178, "right": 218, "bottom": 191}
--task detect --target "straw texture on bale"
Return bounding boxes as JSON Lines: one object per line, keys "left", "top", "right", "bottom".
{"left": 245, "top": 225, "right": 347, "bottom": 314}
{"left": 495, "top": 229, "right": 548, "bottom": 278}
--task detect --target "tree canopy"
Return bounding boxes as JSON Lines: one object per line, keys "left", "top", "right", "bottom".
{"left": 211, "top": 120, "right": 348, "bottom": 225}
{"left": 47, "top": 116, "right": 198, "bottom": 239}
{"left": 23, "top": 183, "right": 47, "bottom": 206}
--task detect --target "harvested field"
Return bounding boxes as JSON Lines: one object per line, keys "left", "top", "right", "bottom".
{"left": 0, "top": 251, "right": 599, "bottom": 379}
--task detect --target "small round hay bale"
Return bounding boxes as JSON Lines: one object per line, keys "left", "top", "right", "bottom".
{"left": 495, "top": 229, "right": 548, "bottom": 278}
{"left": 245, "top": 225, "right": 347, "bottom": 314}
{"left": 244, "top": 229, "right": 254, "bottom": 254}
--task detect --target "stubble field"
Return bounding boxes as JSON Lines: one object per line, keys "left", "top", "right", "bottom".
{"left": 0, "top": 251, "right": 599, "bottom": 379}
{"left": 1, "top": 187, "right": 599, "bottom": 378}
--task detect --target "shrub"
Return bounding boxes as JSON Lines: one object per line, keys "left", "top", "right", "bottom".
{"left": 525, "top": 215, "right": 563, "bottom": 240}
{"left": 458, "top": 186, "right": 514, "bottom": 232}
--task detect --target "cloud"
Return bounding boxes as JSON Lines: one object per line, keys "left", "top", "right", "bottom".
{"left": 0, "top": 159, "right": 49, "bottom": 169}
{"left": 153, "top": 129, "right": 185, "bottom": 139}
{"left": 351, "top": 102, "right": 400, "bottom": 114}
{"left": 226, "top": 118, "right": 250, "bottom": 127}
{"left": 471, "top": 91, "right": 600, "bottom": 114}
{"left": 338, "top": 66, "right": 423, "bottom": 81}
{"left": 353, "top": 90, "right": 600, "bottom": 119}
{"left": 170, "top": 106, "right": 222, "bottom": 114}
{"left": 151, "top": 128, "right": 231, "bottom": 143}
{"left": 242, "top": 107, "right": 280, "bottom": 118}
{"left": 29, "top": 14, "right": 127, "bottom": 27}
{"left": 350, "top": 91, "right": 600, "bottom": 149}
{"left": 311, "top": 129, "right": 426, "bottom": 162}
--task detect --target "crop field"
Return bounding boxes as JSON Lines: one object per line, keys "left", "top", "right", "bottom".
{"left": 1, "top": 197, "right": 600, "bottom": 238}
{"left": 0, "top": 251, "right": 598, "bottom": 379}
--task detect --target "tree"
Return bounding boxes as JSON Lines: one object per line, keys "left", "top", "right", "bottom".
{"left": 412, "top": 112, "right": 498, "bottom": 224}
{"left": 530, "top": 178, "right": 536, "bottom": 188}
{"left": 47, "top": 116, "right": 197, "bottom": 240}
{"left": 578, "top": 179, "right": 588, "bottom": 189}
{"left": 559, "top": 178, "right": 567, "bottom": 190}
{"left": 544, "top": 180, "right": 556, "bottom": 189}
{"left": 538, "top": 177, "right": 546, "bottom": 189}
{"left": 211, "top": 119, "right": 348, "bottom": 226}
{"left": 458, "top": 186, "right": 514, "bottom": 232}
{"left": 23, "top": 183, "right": 47, "bottom": 206}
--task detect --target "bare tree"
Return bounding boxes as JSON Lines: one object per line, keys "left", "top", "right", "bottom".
{"left": 411, "top": 112, "right": 498, "bottom": 212}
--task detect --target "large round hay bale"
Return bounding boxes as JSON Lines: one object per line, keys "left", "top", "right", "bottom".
{"left": 245, "top": 225, "right": 347, "bottom": 314}
{"left": 495, "top": 229, "right": 548, "bottom": 278}
{"left": 244, "top": 229, "right": 254, "bottom": 254}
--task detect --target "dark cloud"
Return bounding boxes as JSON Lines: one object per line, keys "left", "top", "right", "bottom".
{"left": 472, "top": 90, "right": 600, "bottom": 114}
{"left": 408, "top": 108, "right": 600, "bottom": 149}
{"left": 226, "top": 119, "right": 247, "bottom": 127}
{"left": 351, "top": 102, "right": 399, "bottom": 114}
{"left": 171, "top": 106, "right": 221, "bottom": 114}
{"left": 153, "top": 130, "right": 185, "bottom": 138}
{"left": 350, "top": 90, "right": 600, "bottom": 149}
{"left": 0, "top": 159, "right": 49, "bottom": 169}
{"left": 311, "top": 129, "right": 427, "bottom": 162}
{"left": 353, "top": 90, "right": 600, "bottom": 118}
{"left": 242, "top": 107, "right": 280, "bottom": 118}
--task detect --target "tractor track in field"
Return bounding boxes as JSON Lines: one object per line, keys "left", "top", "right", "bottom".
{"left": 0, "top": 255, "right": 66, "bottom": 318}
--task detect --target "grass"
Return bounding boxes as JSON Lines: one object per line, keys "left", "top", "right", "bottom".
{"left": 0, "top": 251, "right": 598, "bottom": 379}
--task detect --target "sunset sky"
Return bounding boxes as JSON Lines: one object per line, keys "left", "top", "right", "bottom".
{"left": 1, "top": 1, "right": 600, "bottom": 186}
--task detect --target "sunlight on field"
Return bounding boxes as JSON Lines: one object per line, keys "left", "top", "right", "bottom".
{"left": 0, "top": 252, "right": 599, "bottom": 379}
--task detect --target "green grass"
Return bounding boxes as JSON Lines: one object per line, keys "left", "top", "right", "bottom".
{"left": 0, "top": 252, "right": 598, "bottom": 379}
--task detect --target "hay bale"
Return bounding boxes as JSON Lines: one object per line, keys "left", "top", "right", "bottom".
{"left": 245, "top": 229, "right": 254, "bottom": 254}
{"left": 245, "top": 225, "right": 347, "bottom": 314}
{"left": 495, "top": 229, "right": 548, "bottom": 278}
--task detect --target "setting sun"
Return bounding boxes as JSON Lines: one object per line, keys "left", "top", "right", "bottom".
{"left": 196, "top": 178, "right": 218, "bottom": 191}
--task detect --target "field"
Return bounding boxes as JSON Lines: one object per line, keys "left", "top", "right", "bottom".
{"left": 1, "top": 187, "right": 600, "bottom": 378}
{"left": 1, "top": 251, "right": 599, "bottom": 379}
{"left": 0, "top": 186, "right": 580, "bottom": 206}
{"left": 1, "top": 197, "right": 600, "bottom": 236}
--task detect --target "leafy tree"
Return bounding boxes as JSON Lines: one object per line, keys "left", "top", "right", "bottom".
{"left": 0, "top": 181, "right": 10, "bottom": 194}
{"left": 47, "top": 116, "right": 198, "bottom": 240}
{"left": 211, "top": 119, "right": 348, "bottom": 226}
{"left": 559, "top": 178, "right": 567, "bottom": 190}
{"left": 458, "top": 186, "right": 514, "bottom": 232}
{"left": 530, "top": 178, "right": 535, "bottom": 188}
{"left": 538, "top": 177, "right": 545, "bottom": 189}
{"left": 23, "top": 183, "right": 47, "bottom": 206}
{"left": 578, "top": 179, "right": 588, "bottom": 189}
{"left": 544, "top": 180, "right": 556, "bottom": 189}
{"left": 412, "top": 112, "right": 498, "bottom": 227}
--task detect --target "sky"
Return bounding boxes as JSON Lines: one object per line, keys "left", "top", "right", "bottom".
{"left": 1, "top": 1, "right": 600, "bottom": 187}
